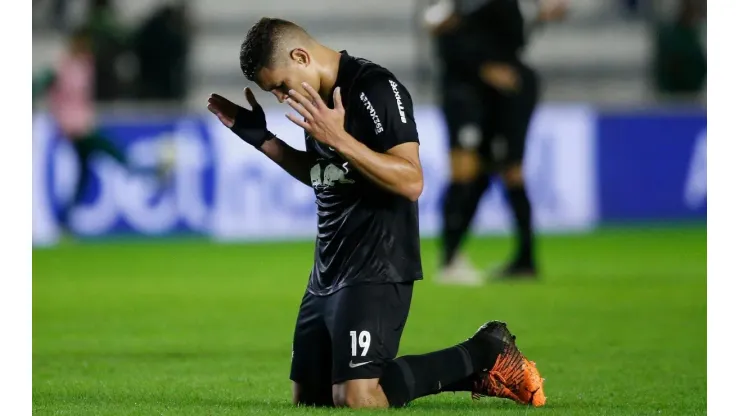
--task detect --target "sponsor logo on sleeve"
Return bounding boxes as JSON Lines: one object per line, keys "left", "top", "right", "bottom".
{"left": 388, "top": 80, "right": 407, "bottom": 123}
{"left": 359, "top": 92, "right": 384, "bottom": 135}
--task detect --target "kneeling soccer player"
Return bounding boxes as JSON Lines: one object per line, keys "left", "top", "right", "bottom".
{"left": 207, "top": 17, "right": 546, "bottom": 408}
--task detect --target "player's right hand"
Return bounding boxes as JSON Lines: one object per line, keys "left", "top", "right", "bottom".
{"left": 479, "top": 63, "right": 520, "bottom": 94}
{"left": 537, "top": 0, "right": 569, "bottom": 23}
{"left": 207, "top": 87, "right": 272, "bottom": 148}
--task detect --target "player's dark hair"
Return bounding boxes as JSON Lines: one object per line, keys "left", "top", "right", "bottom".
{"left": 240, "top": 17, "right": 306, "bottom": 81}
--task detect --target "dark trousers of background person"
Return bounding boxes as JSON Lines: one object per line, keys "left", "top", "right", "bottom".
{"left": 441, "top": 63, "right": 540, "bottom": 275}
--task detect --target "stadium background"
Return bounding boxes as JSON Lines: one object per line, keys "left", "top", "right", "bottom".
{"left": 32, "top": 1, "right": 707, "bottom": 415}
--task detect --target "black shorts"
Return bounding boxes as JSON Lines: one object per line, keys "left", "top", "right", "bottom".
{"left": 441, "top": 81, "right": 484, "bottom": 153}
{"left": 289, "top": 282, "right": 413, "bottom": 386}
{"left": 442, "top": 65, "right": 540, "bottom": 168}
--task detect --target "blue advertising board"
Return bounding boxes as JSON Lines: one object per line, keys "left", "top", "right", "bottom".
{"left": 597, "top": 110, "right": 707, "bottom": 222}
{"left": 32, "top": 104, "right": 705, "bottom": 246}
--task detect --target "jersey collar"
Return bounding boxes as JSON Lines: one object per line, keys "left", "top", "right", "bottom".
{"left": 328, "top": 50, "right": 352, "bottom": 109}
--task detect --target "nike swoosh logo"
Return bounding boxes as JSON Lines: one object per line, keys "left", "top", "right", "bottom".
{"left": 349, "top": 360, "right": 372, "bottom": 368}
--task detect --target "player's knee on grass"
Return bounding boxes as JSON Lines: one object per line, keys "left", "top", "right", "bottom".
{"left": 449, "top": 149, "right": 482, "bottom": 182}
{"left": 503, "top": 163, "right": 524, "bottom": 187}
{"left": 292, "top": 382, "right": 301, "bottom": 406}
{"left": 332, "top": 379, "right": 388, "bottom": 408}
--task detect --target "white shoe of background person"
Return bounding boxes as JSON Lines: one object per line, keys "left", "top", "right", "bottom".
{"left": 157, "top": 138, "right": 178, "bottom": 184}
{"left": 437, "top": 255, "right": 483, "bottom": 286}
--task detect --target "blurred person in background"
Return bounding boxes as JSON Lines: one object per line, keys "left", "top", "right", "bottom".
{"left": 652, "top": 0, "right": 706, "bottom": 100}
{"left": 33, "top": 27, "right": 174, "bottom": 236}
{"left": 133, "top": 1, "right": 192, "bottom": 102}
{"left": 423, "top": 0, "right": 567, "bottom": 284}
{"left": 85, "top": 0, "right": 129, "bottom": 101}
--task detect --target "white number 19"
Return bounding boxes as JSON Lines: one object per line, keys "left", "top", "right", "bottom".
{"left": 350, "top": 330, "right": 371, "bottom": 357}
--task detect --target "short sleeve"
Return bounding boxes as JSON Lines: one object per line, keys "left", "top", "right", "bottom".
{"left": 350, "top": 75, "right": 420, "bottom": 153}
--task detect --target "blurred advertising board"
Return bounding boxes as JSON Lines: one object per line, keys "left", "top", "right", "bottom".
{"left": 32, "top": 104, "right": 703, "bottom": 246}
{"left": 597, "top": 109, "right": 707, "bottom": 222}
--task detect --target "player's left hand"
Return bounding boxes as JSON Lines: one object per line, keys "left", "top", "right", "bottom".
{"left": 285, "top": 82, "right": 346, "bottom": 148}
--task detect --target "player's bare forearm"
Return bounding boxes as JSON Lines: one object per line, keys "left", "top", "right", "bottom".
{"left": 259, "top": 135, "right": 315, "bottom": 187}
{"left": 334, "top": 133, "right": 423, "bottom": 201}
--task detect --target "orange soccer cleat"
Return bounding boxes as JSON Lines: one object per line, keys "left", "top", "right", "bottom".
{"left": 470, "top": 322, "right": 546, "bottom": 407}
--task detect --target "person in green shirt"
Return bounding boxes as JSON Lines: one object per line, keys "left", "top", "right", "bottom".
{"left": 652, "top": 0, "right": 706, "bottom": 98}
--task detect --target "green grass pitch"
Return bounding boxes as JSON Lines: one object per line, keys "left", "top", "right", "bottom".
{"left": 33, "top": 226, "right": 706, "bottom": 415}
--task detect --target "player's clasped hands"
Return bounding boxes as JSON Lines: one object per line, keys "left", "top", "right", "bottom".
{"left": 285, "top": 82, "right": 347, "bottom": 148}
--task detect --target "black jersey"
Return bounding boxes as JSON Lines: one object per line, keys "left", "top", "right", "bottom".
{"left": 304, "top": 51, "right": 423, "bottom": 296}
{"left": 440, "top": 0, "right": 528, "bottom": 76}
